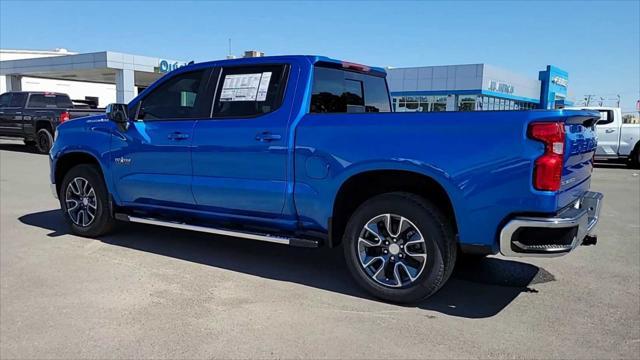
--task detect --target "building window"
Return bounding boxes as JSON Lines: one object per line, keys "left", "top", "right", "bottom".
{"left": 457, "top": 95, "right": 477, "bottom": 111}
{"left": 432, "top": 96, "right": 447, "bottom": 112}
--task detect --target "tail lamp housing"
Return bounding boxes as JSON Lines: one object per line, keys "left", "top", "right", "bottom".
{"left": 529, "top": 122, "right": 565, "bottom": 191}
{"left": 59, "top": 111, "right": 70, "bottom": 123}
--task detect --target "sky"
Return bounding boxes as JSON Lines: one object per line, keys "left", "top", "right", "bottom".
{"left": 1, "top": 0, "right": 638, "bottom": 111}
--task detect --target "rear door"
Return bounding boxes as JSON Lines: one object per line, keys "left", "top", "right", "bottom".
{"left": 594, "top": 109, "right": 619, "bottom": 156}
{"left": 0, "top": 93, "right": 27, "bottom": 135}
{"left": 110, "top": 68, "right": 213, "bottom": 208}
{"left": 190, "top": 63, "right": 293, "bottom": 217}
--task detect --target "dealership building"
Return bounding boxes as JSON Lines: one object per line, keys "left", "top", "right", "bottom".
{"left": 386, "top": 63, "right": 571, "bottom": 112}
{"left": 1, "top": 48, "right": 571, "bottom": 111}
{"left": 0, "top": 49, "right": 187, "bottom": 107}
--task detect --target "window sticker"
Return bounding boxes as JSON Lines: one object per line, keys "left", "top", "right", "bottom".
{"left": 256, "top": 72, "right": 272, "bottom": 101}
{"left": 220, "top": 72, "right": 272, "bottom": 102}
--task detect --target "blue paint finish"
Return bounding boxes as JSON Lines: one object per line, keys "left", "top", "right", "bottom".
{"left": 50, "top": 55, "right": 598, "bottom": 254}
{"left": 539, "top": 65, "right": 569, "bottom": 109}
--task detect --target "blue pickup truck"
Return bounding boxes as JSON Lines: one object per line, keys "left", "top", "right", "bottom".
{"left": 49, "top": 55, "right": 603, "bottom": 303}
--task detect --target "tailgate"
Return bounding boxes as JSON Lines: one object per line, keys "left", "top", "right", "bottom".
{"left": 558, "top": 112, "right": 599, "bottom": 208}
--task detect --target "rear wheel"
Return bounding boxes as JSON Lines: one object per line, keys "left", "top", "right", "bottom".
{"left": 35, "top": 128, "right": 53, "bottom": 154}
{"left": 60, "top": 164, "right": 116, "bottom": 237}
{"left": 343, "top": 192, "right": 457, "bottom": 303}
{"left": 631, "top": 145, "right": 640, "bottom": 169}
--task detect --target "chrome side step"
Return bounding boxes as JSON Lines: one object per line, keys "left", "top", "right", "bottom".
{"left": 114, "top": 213, "right": 320, "bottom": 248}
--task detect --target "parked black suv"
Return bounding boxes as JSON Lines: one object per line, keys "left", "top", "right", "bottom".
{"left": 0, "top": 92, "right": 103, "bottom": 153}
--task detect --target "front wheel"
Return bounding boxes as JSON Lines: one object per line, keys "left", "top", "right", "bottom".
{"left": 60, "top": 164, "right": 116, "bottom": 237}
{"left": 343, "top": 192, "right": 457, "bottom": 303}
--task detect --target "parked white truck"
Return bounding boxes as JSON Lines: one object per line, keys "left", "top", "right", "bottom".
{"left": 566, "top": 107, "right": 640, "bottom": 168}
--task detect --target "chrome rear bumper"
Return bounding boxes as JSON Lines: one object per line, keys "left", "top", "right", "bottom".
{"left": 500, "top": 191, "right": 603, "bottom": 257}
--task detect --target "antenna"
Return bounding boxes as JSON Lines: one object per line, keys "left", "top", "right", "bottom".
{"left": 228, "top": 38, "right": 232, "bottom": 57}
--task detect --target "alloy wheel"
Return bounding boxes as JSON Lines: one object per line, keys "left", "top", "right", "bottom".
{"left": 65, "top": 177, "right": 97, "bottom": 227}
{"left": 357, "top": 213, "right": 427, "bottom": 288}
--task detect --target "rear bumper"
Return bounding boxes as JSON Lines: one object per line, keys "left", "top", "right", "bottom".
{"left": 500, "top": 191, "right": 603, "bottom": 257}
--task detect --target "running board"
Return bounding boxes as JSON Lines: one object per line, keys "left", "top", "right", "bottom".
{"left": 114, "top": 213, "right": 320, "bottom": 248}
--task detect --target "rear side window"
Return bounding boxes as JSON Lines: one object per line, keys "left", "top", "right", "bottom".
{"left": 212, "top": 65, "right": 288, "bottom": 118}
{"left": 9, "top": 93, "right": 27, "bottom": 107}
{"left": 27, "top": 94, "right": 58, "bottom": 108}
{"left": 597, "top": 110, "right": 614, "bottom": 125}
{"left": 310, "top": 66, "right": 391, "bottom": 113}
{"left": 137, "top": 69, "right": 209, "bottom": 120}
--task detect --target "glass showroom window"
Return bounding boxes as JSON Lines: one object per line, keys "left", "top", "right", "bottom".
{"left": 431, "top": 96, "right": 447, "bottom": 112}
{"left": 458, "top": 95, "right": 477, "bottom": 111}
{"left": 405, "top": 96, "right": 419, "bottom": 111}
{"left": 419, "top": 96, "right": 431, "bottom": 112}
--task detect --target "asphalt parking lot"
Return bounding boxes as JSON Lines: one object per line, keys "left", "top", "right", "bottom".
{"left": 1, "top": 139, "right": 639, "bottom": 359}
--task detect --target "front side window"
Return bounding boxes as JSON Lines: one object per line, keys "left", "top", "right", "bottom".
{"left": 212, "top": 65, "right": 288, "bottom": 118}
{"left": 310, "top": 65, "right": 391, "bottom": 113}
{"left": 137, "top": 69, "right": 208, "bottom": 120}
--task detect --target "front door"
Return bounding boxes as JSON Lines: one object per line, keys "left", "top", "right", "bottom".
{"left": 191, "top": 64, "right": 294, "bottom": 218}
{"left": 111, "top": 68, "right": 213, "bottom": 209}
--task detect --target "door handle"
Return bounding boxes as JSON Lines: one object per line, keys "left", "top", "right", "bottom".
{"left": 255, "top": 132, "right": 282, "bottom": 142}
{"left": 605, "top": 129, "right": 615, "bottom": 133}
{"left": 168, "top": 132, "right": 190, "bottom": 140}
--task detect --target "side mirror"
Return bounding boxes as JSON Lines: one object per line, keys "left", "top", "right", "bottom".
{"left": 105, "top": 103, "right": 129, "bottom": 124}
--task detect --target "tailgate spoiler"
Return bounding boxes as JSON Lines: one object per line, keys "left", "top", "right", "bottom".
{"left": 561, "top": 110, "right": 601, "bottom": 127}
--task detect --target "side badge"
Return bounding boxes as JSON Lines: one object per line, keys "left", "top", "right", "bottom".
{"left": 115, "top": 156, "right": 132, "bottom": 165}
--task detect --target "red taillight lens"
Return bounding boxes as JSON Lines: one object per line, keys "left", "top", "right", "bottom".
{"left": 529, "top": 122, "right": 565, "bottom": 191}
{"left": 60, "top": 111, "right": 70, "bottom": 123}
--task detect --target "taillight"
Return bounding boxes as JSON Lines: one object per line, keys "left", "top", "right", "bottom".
{"left": 60, "top": 111, "right": 70, "bottom": 123}
{"left": 529, "top": 122, "right": 565, "bottom": 191}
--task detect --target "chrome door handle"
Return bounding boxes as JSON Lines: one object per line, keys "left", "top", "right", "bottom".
{"left": 255, "top": 132, "right": 281, "bottom": 142}
{"left": 167, "top": 132, "right": 190, "bottom": 140}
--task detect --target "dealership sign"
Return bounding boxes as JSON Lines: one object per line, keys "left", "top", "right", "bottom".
{"left": 552, "top": 76, "right": 568, "bottom": 87}
{"left": 157, "top": 60, "right": 188, "bottom": 73}
{"left": 488, "top": 80, "right": 515, "bottom": 94}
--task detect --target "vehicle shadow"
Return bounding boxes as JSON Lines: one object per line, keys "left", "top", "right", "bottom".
{"left": 0, "top": 141, "right": 42, "bottom": 155}
{"left": 19, "top": 209, "right": 555, "bottom": 319}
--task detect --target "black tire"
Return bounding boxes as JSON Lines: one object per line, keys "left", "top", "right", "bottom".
{"left": 631, "top": 145, "right": 640, "bottom": 169}
{"left": 60, "top": 164, "right": 116, "bottom": 237}
{"left": 343, "top": 192, "right": 457, "bottom": 303}
{"left": 35, "top": 128, "right": 53, "bottom": 154}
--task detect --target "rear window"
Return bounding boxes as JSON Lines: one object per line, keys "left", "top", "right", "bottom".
{"left": 27, "top": 94, "right": 72, "bottom": 108}
{"left": 310, "top": 65, "right": 391, "bottom": 113}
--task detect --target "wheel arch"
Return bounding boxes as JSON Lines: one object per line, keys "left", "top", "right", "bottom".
{"left": 35, "top": 120, "right": 53, "bottom": 133}
{"left": 328, "top": 168, "right": 459, "bottom": 248}
{"left": 54, "top": 151, "right": 107, "bottom": 196}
